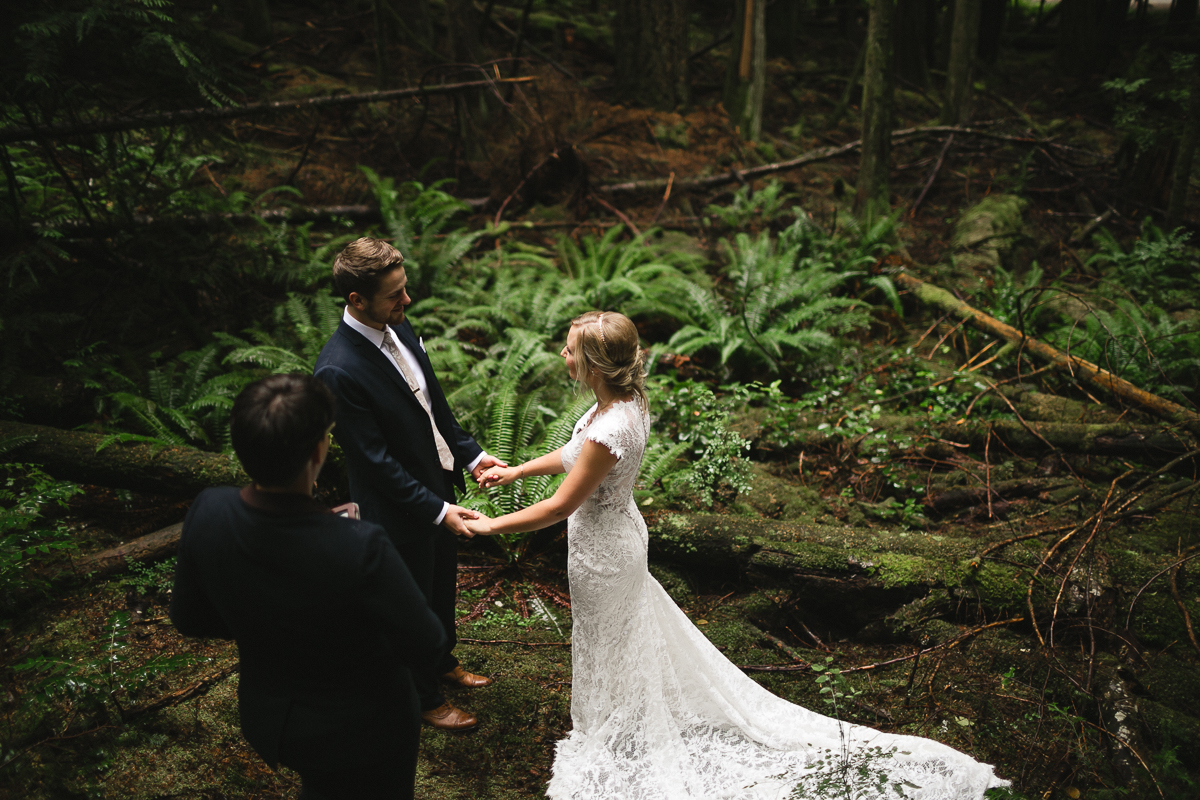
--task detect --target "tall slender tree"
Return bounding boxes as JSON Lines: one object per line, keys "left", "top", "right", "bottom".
{"left": 241, "top": 0, "right": 273, "bottom": 45}
{"left": 856, "top": 0, "right": 896, "bottom": 222}
{"left": 894, "top": 0, "right": 934, "bottom": 88}
{"left": 1168, "top": 60, "right": 1200, "bottom": 227}
{"left": 614, "top": 0, "right": 689, "bottom": 111}
{"left": 724, "top": 0, "right": 767, "bottom": 141}
{"left": 940, "top": 0, "right": 983, "bottom": 125}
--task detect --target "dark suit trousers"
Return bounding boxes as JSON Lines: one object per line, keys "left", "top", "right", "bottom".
{"left": 392, "top": 494, "right": 460, "bottom": 710}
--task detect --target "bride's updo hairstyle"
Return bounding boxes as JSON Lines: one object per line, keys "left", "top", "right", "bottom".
{"left": 571, "top": 311, "right": 647, "bottom": 408}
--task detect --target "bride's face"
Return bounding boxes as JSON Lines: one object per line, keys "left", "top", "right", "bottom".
{"left": 561, "top": 326, "right": 581, "bottom": 382}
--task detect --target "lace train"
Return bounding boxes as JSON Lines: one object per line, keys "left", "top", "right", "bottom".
{"left": 547, "top": 400, "right": 1009, "bottom": 800}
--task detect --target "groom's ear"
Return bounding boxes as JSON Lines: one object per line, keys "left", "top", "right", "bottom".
{"left": 347, "top": 290, "right": 368, "bottom": 311}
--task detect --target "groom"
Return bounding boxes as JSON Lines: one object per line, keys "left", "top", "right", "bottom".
{"left": 315, "top": 237, "right": 504, "bottom": 731}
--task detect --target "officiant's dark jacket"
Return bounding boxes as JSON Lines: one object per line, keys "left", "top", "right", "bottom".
{"left": 314, "top": 317, "right": 482, "bottom": 706}
{"left": 169, "top": 485, "right": 446, "bottom": 780}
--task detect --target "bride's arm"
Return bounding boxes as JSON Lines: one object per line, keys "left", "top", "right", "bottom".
{"left": 478, "top": 448, "right": 565, "bottom": 488}
{"left": 468, "top": 441, "right": 616, "bottom": 535}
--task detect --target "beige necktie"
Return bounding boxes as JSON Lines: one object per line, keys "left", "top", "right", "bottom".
{"left": 380, "top": 331, "right": 455, "bottom": 471}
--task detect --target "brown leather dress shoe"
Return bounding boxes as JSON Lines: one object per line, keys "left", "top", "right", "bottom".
{"left": 442, "top": 665, "right": 493, "bottom": 688}
{"left": 420, "top": 703, "right": 478, "bottom": 731}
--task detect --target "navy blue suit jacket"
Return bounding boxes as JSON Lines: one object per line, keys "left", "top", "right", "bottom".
{"left": 314, "top": 318, "right": 483, "bottom": 546}
{"left": 169, "top": 486, "right": 446, "bottom": 773}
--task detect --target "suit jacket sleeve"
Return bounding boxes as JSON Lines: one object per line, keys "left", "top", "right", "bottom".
{"left": 360, "top": 530, "right": 448, "bottom": 672}
{"left": 316, "top": 363, "right": 445, "bottom": 522}
{"left": 169, "top": 494, "right": 234, "bottom": 640}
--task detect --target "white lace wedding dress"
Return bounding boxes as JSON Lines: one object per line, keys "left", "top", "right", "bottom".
{"left": 546, "top": 399, "right": 1009, "bottom": 800}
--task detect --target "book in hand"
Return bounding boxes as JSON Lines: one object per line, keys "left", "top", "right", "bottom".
{"left": 332, "top": 502, "right": 360, "bottom": 520}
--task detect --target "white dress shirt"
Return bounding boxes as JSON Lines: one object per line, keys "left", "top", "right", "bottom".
{"left": 342, "top": 307, "right": 485, "bottom": 524}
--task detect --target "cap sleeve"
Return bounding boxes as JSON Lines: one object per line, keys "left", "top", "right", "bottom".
{"left": 584, "top": 407, "right": 631, "bottom": 461}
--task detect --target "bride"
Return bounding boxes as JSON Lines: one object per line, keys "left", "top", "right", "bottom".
{"left": 465, "top": 311, "right": 1009, "bottom": 800}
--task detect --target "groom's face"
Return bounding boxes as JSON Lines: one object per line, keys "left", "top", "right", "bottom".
{"left": 358, "top": 266, "right": 411, "bottom": 328}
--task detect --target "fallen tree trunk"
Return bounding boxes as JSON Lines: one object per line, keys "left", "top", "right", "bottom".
{"left": 0, "top": 77, "right": 537, "bottom": 144}
{"left": 0, "top": 420, "right": 246, "bottom": 496}
{"left": 75, "top": 522, "right": 184, "bottom": 578}
{"left": 895, "top": 272, "right": 1200, "bottom": 439}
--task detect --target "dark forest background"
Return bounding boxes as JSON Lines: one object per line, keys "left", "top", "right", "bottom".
{"left": 2, "top": 1, "right": 1200, "bottom": 798}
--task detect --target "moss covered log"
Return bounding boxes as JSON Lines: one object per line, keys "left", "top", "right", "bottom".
{"left": 0, "top": 420, "right": 246, "bottom": 496}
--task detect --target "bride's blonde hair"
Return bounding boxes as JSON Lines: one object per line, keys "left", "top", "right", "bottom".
{"left": 571, "top": 311, "right": 647, "bottom": 408}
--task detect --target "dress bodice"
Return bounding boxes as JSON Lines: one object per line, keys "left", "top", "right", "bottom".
{"left": 560, "top": 399, "right": 650, "bottom": 511}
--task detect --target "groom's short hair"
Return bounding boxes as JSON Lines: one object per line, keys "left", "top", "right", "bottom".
{"left": 332, "top": 237, "right": 404, "bottom": 302}
{"left": 231, "top": 374, "right": 335, "bottom": 487}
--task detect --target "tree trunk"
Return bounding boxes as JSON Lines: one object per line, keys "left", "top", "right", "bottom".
{"left": 1058, "top": 0, "right": 1107, "bottom": 77}
{"left": 724, "top": 0, "right": 767, "bottom": 141}
{"left": 444, "top": 0, "right": 483, "bottom": 64}
{"left": 765, "top": 0, "right": 805, "bottom": 62}
{"left": 894, "top": 0, "right": 934, "bottom": 88}
{"left": 1169, "top": 0, "right": 1200, "bottom": 23}
{"left": 940, "top": 0, "right": 983, "bottom": 125}
{"left": 855, "top": 0, "right": 896, "bottom": 222}
{"left": 0, "top": 420, "right": 247, "bottom": 496}
{"left": 1167, "top": 59, "right": 1200, "bottom": 227}
{"left": 977, "top": 0, "right": 1008, "bottom": 65}
{"left": 398, "top": 0, "right": 434, "bottom": 46}
{"left": 76, "top": 523, "right": 185, "bottom": 577}
{"left": 613, "top": 0, "right": 690, "bottom": 110}
{"left": 373, "top": 0, "right": 394, "bottom": 88}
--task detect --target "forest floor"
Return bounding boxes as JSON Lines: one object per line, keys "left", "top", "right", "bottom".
{"left": 2, "top": 3, "right": 1199, "bottom": 800}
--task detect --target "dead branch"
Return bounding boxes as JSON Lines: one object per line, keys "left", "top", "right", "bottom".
{"left": 597, "top": 124, "right": 1100, "bottom": 196}
{"left": 123, "top": 664, "right": 239, "bottom": 721}
{"left": 911, "top": 133, "right": 954, "bottom": 214}
{"left": 894, "top": 272, "right": 1200, "bottom": 439}
{"left": 458, "top": 637, "right": 571, "bottom": 647}
{"left": 0, "top": 77, "right": 538, "bottom": 144}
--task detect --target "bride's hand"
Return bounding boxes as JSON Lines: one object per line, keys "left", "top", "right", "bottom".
{"left": 464, "top": 514, "right": 493, "bottom": 536}
{"left": 479, "top": 464, "right": 523, "bottom": 489}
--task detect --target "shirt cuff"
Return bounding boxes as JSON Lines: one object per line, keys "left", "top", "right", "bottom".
{"left": 466, "top": 451, "right": 487, "bottom": 474}
{"left": 434, "top": 501, "right": 450, "bottom": 526}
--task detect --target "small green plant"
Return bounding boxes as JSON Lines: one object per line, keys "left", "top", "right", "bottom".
{"left": 12, "top": 611, "right": 195, "bottom": 722}
{"left": 1089, "top": 220, "right": 1198, "bottom": 309}
{"left": 705, "top": 179, "right": 796, "bottom": 227}
{"left": 0, "top": 464, "right": 81, "bottom": 603}
{"left": 122, "top": 557, "right": 176, "bottom": 598}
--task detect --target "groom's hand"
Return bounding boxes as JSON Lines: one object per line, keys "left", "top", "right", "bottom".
{"left": 471, "top": 455, "right": 508, "bottom": 483}
{"left": 442, "top": 504, "right": 481, "bottom": 537}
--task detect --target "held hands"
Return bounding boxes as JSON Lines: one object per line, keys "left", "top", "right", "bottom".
{"left": 463, "top": 515, "right": 494, "bottom": 537}
{"left": 478, "top": 464, "right": 524, "bottom": 489}
{"left": 442, "top": 504, "right": 485, "bottom": 538}
{"left": 470, "top": 455, "right": 509, "bottom": 484}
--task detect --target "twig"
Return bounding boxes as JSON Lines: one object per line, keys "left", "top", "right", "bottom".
{"left": 911, "top": 133, "right": 954, "bottom": 214}
{"left": 737, "top": 617, "right": 1022, "bottom": 673}
{"left": 590, "top": 194, "right": 642, "bottom": 237}
{"left": 494, "top": 148, "right": 560, "bottom": 226}
{"left": 1125, "top": 550, "right": 1200, "bottom": 631}
{"left": 649, "top": 172, "right": 675, "bottom": 226}
{"left": 124, "top": 663, "right": 239, "bottom": 721}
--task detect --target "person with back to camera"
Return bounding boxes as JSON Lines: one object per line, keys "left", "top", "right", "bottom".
{"left": 465, "top": 311, "right": 1011, "bottom": 799}
{"left": 169, "top": 374, "right": 446, "bottom": 800}
{"left": 314, "top": 237, "right": 506, "bottom": 731}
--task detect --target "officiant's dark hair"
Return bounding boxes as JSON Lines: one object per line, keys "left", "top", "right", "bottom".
{"left": 332, "top": 237, "right": 404, "bottom": 302}
{"left": 231, "top": 374, "right": 336, "bottom": 487}
{"left": 571, "top": 311, "right": 647, "bottom": 408}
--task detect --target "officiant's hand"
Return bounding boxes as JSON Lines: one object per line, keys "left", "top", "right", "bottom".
{"left": 471, "top": 455, "right": 508, "bottom": 483}
{"left": 478, "top": 464, "right": 522, "bottom": 489}
{"left": 442, "top": 504, "right": 482, "bottom": 537}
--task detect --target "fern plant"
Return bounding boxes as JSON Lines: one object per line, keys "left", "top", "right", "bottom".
{"left": 101, "top": 343, "right": 250, "bottom": 451}
{"left": 1088, "top": 219, "right": 1198, "bottom": 309}
{"left": 360, "top": 167, "right": 489, "bottom": 295}
{"left": 555, "top": 225, "right": 705, "bottom": 323}
{"left": 666, "top": 227, "right": 872, "bottom": 379}
{"left": 704, "top": 179, "right": 797, "bottom": 228}
{"left": 1050, "top": 299, "right": 1200, "bottom": 404}
{"left": 223, "top": 288, "right": 344, "bottom": 374}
